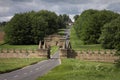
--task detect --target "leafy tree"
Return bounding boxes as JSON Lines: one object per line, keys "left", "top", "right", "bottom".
{"left": 5, "top": 13, "right": 33, "bottom": 45}
{"left": 5, "top": 10, "right": 65, "bottom": 45}
{"left": 57, "top": 15, "right": 66, "bottom": 28}
{"left": 31, "top": 16, "right": 48, "bottom": 44}
{"left": 36, "top": 10, "right": 59, "bottom": 35}
{"left": 62, "top": 14, "right": 72, "bottom": 25}
{"left": 74, "top": 9, "right": 119, "bottom": 44}
{"left": 74, "top": 15, "right": 79, "bottom": 21}
{"left": 99, "top": 17, "right": 120, "bottom": 49}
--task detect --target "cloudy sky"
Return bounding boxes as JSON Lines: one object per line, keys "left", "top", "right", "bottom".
{"left": 0, "top": 0, "right": 120, "bottom": 22}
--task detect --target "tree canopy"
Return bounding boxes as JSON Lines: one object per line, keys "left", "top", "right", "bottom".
{"left": 99, "top": 17, "right": 120, "bottom": 49}
{"left": 74, "top": 15, "right": 79, "bottom": 21}
{"left": 5, "top": 10, "right": 70, "bottom": 45}
{"left": 74, "top": 9, "right": 119, "bottom": 44}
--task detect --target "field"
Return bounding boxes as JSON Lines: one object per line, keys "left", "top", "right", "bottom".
{"left": 70, "top": 27, "right": 108, "bottom": 51}
{"left": 0, "top": 58, "right": 45, "bottom": 73}
{"left": 37, "top": 59, "right": 120, "bottom": 80}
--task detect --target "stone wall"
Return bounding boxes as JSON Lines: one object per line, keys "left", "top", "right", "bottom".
{"left": 0, "top": 49, "right": 48, "bottom": 58}
{"left": 59, "top": 49, "right": 119, "bottom": 63}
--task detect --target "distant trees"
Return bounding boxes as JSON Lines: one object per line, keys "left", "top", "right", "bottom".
{"left": 74, "top": 15, "right": 79, "bottom": 21}
{"left": 58, "top": 14, "right": 72, "bottom": 26}
{"left": 74, "top": 9, "right": 119, "bottom": 44}
{"left": 0, "top": 21, "right": 7, "bottom": 31}
{"left": 5, "top": 10, "right": 69, "bottom": 45}
{"left": 0, "top": 22, "right": 7, "bottom": 26}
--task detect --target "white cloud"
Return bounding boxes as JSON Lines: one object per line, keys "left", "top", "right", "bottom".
{"left": 0, "top": 16, "right": 13, "bottom": 22}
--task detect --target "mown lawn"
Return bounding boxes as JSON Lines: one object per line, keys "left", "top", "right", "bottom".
{"left": 0, "top": 44, "right": 38, "bottom": 50}
{"left": 70, "top": 27, "right": 106, "bottom": 51}
{"left": 0, "top": 58, "right": 45, "bottom": 73}
{"left": 37, "top": 59, "right": 120, "bottom": 80}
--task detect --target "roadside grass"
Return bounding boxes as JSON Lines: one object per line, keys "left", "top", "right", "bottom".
{"left": 0, "top": 58, "right": 45, "bottom": 73}
{"left": 51, "top": 46, "right": 59, "bottom": 55}
{"left": 0, "top": 44, "right": 38, "bottom": 50}
{"left": 37, "top": 59, "right": 120, "bottom": 80}
{"left": 70, "top": 27, "right": 105, "bottom": 51}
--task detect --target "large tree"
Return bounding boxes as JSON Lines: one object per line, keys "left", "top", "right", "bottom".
{"left": 5, "top": 10, "right": 65, "bottom": 45}
{"left": 99, "top": 17, "right": 120, "bottom": 49}
{"left": 74, "top": 9, "right": 119, "bottom": 44}
{"left": 5, "top": 13, "right": 32, "bottom": 45}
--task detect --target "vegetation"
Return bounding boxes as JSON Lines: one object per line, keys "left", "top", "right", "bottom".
{"left": 74, "top": 15, "right": 79, "bottom": 21}
{"left": 0, "top": 21, "right": 6, "bottom": 31}
{"left": 99, "top": 17, "right": 120, "bottom": 49}
{"left": 0, "top": 58, "right": 45, "bottom": 73}
{"left": 37, "top": 59, "right": 120, "bottom": 80}
{"left": 70, "top": 26, "right": 103, "bottom": 50}
{"left": 74, "top": 9, "right": 119, "bottom": 44}
{"left": 50, "top": 46, "right": 59, "bottom": 55}
{"left": 5, "top": 10, "right": 71, "bottom": 45}
{"left": 0, "top": 44, "right": 38, "bottom": 49}
{"left": 57, "top": 29, "right": 66, "bottom": 35}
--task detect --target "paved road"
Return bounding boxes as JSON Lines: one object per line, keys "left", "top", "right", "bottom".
{"left": 0, "top": 52, "right": 61, "bottom": 80}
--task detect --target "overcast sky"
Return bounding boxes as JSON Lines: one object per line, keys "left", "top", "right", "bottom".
{"left": 0, "top": 0, "right": 120, "bottom": 22}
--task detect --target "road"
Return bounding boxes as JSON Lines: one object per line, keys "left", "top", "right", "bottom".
{"left": 0, "top": 52, "right": 61, "bottom": 80}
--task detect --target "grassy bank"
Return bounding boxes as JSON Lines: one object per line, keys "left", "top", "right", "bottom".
{"left": 51, "top": 46, "right": 59, "bottom": 55}
{"left": 37, "top": 59, "right": 120, "bottom": 80}
{"left": 0, "top": 58, "right": 45, "bottom": 73}
{"left": 57, "top": 29, "right": 66, "bottom": 35}
{"left": 70, "top": 27, "right": 104, "bottom": 51}
{"left": 0, "top": 44, "right": 38, "bottom": 50}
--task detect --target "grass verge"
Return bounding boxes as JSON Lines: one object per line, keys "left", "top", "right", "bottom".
{"left": 0, "top": 58, "right": 45, "bottom": 73}
{"left": 0, "top": 44, "right": 38, "bottom": 50}
{"left": 37, "top": 59, "right": 120, "bottom": 80}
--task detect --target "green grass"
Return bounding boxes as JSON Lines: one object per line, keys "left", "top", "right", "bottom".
{"left": 0, "top": 44, "right": 38, "bottom": 50}
{"left": 0, "top": 58, "right": 45, "bottom": 73}
{"left": 57, "top": 29, "right": 66, "bottom": 35}
{"left": 70, "top": 27, "right": 104, "bottom": 51}
{"left": 51, "top": 46, "right": 59, "bottom": 55}
{"left": 37, "top": 59, "right": 120, "bottom": 80}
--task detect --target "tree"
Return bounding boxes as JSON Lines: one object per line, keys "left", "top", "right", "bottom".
{"left": 99, "top": 16, "right": 120, "bottom": 49}
{"left": 74, "top": 15, "right": 79, "bottom": 21}
{"left": 36, "top": 10, "right": 59, "bottom": 35}
{"left": 5, "top": 10, "right": 65, "bottom": 45}
{"left": 31, "top": 16, "right": 48, "bottom": 44}
{"left": 74, "top": 9, "right": 119, "bottom": 44}
{"left": 57, "top": 15, "right": 66, "bottom": 29}
{"left": 62, "top": 14, "right": 71, "bottom": 25}
{"left": 5, "top": 13, "right": 33, "bottom": 45}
